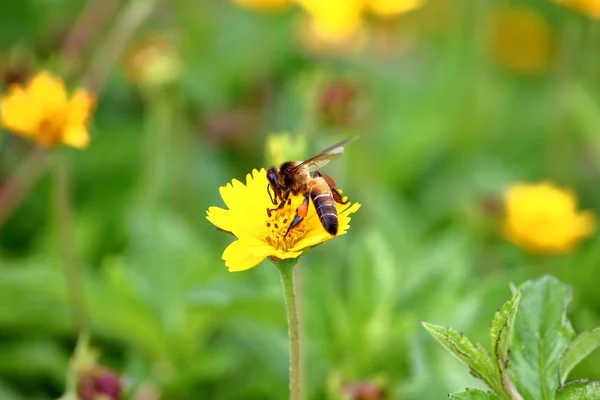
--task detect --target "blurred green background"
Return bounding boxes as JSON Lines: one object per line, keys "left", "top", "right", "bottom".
{"left": 1, "top": 0, "right": 600, "bottom": 398}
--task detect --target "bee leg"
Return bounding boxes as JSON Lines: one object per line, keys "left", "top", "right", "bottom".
{"left": 284, "top": 194, "right": 309, "bottom": 237}
{"left": 267, "top": 188, "right": 291, "bottom": 216}
{"left": 331, "top": 188, "right": 349, "bottom": 204}
{"left": 267, "top": 183, "right": 277, "bottom": 205}
{"left": 315, "top": 171, "right": 349, "bottom": 204}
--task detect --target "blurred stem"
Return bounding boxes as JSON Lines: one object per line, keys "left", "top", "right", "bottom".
{"left": 61, "top": 0, "right": 120, "bottom": 75}
{"left": 65, "top": 332, "right": 91, "bottom": 394}
{"left": 52, "top": 154, "right": 89, "bottom": 336}
{"left": 140, "top": 88, "right": 173, "bottom": 206}
{"left": 295, "top": 262, "right": 306, "bottom": 397}
{"left": 0, "top": 146, "right": 47, "bottom": 229}
{"left": 548, "top": 19, "right": 581, "bottom": 180}
{"left": 80, "top": 0, "right": 157, "bottom": 92}
{"left": 275, "top": 258, "right": 301, "bottom": 400}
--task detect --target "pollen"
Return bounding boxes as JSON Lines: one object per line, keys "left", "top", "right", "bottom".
{"left": 264, "top": 204, "right": 305, "bottom": 251}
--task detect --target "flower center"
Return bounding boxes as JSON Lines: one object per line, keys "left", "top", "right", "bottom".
{"left": 37, "top": 113, "right": 66, "bottom": 147}
{"left": 264, "top": 201, "right": 306, "bottom": 251}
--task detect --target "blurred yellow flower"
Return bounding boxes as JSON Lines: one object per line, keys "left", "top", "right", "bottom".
{"left": 503, "top": 182, "right": 596, "bottom": 254}
{"left": 367, "top": 0, "right": 425, "bottom": 18}
{"left": 232, "top": 0, "right": 290, "bottom": 12}
{"left": 554, "top": 0, "right": 600, "bottom": 19}
{"left": 295, "top": 0, "right": 425, "bottom": 52}
{"left": 207, "top": 168, "right": 360, "bottom": 271}
{"left": 489, "top": 6, "right": 553, "bottom": 74}
{"left": 0, "top": 71, "right": 94, "bottom": 149}
{"left": 265, "top": 132, "right": 307, "bottom": 166}
{"left": 127, "top": 35, "right": 181, "bottom": 88}
{"left": 297, "top": 0, "right": 365, "bottom": 44}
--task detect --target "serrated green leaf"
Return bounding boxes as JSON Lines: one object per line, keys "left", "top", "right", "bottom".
{"left": 559, "top": 328, "right": 600, "bottom": 384}
{"left": 556, "top": 380, "right": 600, "bottom": 399}
{"left": 422, "top": 322, "right": 504, "bottom": 394}
{"left": 449, "top": 389, "right": 501, "bottom": 400}
{"left": 490, "top": 290, "right": 521, "bottom": 392}
{"left": 509, "top": 276, "right": 576, "bottom": 400}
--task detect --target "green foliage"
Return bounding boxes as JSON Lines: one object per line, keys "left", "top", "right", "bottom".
{"left": 421, "top": 323, "right": 504, "bottom": 395}
{"left": 490, "top": 289, "right": 521, "bottom": 395}
{"left": 449, "top": 389, "right": 501, "bottom": 400}
{"left": 555, "top": 380, "right": 600, "bottom": 399}
{"left": 510, "top": 276, "right": 576, "bottom": 399}
{"left": 559, "top": 328, "right": 600, "bottom": 384}
{"left": 425, "top": 277, "right": 600, "bottom": 400}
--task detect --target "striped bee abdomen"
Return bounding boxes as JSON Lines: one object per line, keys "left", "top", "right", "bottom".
{"left": 310, "top": 186, "right": 338, "bottom": 236}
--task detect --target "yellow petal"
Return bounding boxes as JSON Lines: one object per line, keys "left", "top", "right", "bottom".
{"left": 0, "top": 86, "right": 40, "bottom": 135}
{"left": 290, "top": 202, "right": 361, "bottom": 251}
{"left": 27, "top": 71, "right": 68, "bottom": 113}
{"left": 232, "top": 0, "right": 290, "bottom": 12}
{"left": 68, "top": 89, "right": 95, "bottom": 126}
{"left": 222, "top": 238, "right": 273, "bottom": 272}
{"left": 62, "top": 125, "right": 90, "bottom": 149}
{"left": 206, "top": 206, "right": 235, "bottom": 233}
{"left": 297, "top": 0, "right": 364, "bottom": 41}
{"left": 368, "top": 0, "right": 424, "bottom": 17}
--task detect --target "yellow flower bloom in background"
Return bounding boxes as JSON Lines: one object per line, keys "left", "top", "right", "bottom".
{"left": 297, "top": 0, "right": 365, "bottom": 44}
{"left": 265, "top": 132, "right": 307, "bottom": 166}
{"left": 488, "top": 6, "right": 553, "bottom": 74}
{"left": 232, "top": 0, "right": 291, "bottom": 13}
{"left": 0, "top": 71, "right": 95, "bottom": 149}
{"left": 503, "top": 182, "right": 596, "bottom": 254}
{"left": 294, "top": 0, "right": 425, "bottom": 53}
{"left": 367, "top": 0, "right": 425, "bottom": 18}
{"left": 554, "top": 0, "right": 600, "bottom": 19}
{"left": 126, "top": 35, "right": 181, "bottom": 88}
{"left": 207, "top": 169, "right": 361, "bottom": 271}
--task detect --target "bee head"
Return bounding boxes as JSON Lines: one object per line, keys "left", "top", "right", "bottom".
{"left": 266, "top": 167, "right": 279, "bottom": 188}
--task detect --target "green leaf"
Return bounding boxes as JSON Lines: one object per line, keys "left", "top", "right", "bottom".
{"left": 509, "top": 276, "right": 576, "bottom": 400}
{"left": 556, "top": 380, "right": 600, "bottom": 399}
{"left": 421, "top": 322, "right": 504, "bottom": 394}
{"left": 559, "top": 328, "right": 600, "bottom": 384}
{"left": 490, "top": 290, "right": 521, "bottom": 389}
{"left": 449, "top": 389, "right": 501, "bottom": 400}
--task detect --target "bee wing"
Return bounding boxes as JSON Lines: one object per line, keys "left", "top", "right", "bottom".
{"left": 290, "top": 136, "right": 359, "bottom": 173}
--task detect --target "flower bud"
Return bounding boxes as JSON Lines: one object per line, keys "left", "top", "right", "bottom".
{"left": 342, "top": 381, "right": 387, "bottom": 400}
{"left": 78, "top": 367, "right": 122, "bottom": 400}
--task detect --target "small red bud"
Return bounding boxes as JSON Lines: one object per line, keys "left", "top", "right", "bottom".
{"left": 78, "top": 367, "right": 122, "bottom": 400}
{"left": 342, "top": 381, "right": 387, "bottom": 400}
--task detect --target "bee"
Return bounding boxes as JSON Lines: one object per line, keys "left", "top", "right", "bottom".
{"left": 266, "top": 136, "right": 358, "bottom": 237}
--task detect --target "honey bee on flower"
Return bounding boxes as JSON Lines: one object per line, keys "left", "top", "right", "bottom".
{"left": 207, "top": 138, "right": 360, "bottom": 271}
{"left": 0, "top": 71, "right": 95, "bottom": 149}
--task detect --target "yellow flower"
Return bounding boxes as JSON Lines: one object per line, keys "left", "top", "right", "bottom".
{"left": 126, "top": 35, "right": 181, "bottom": 88}
{"left": 232, "top": 0, "right": 291, "bottom": 12}
{"left": 488, "top": 6, "right": 553, "bottom": 74}
{"left": 296, "top": 0, "right": 365, "bottom": 44}
{"left": 554, "top": 0, "right": 600, "bottom": 19}
{"left": 265, "top": 132, "right": 307, "bottom": 166}
{"left": 503, "top": 182, "right": 596, "bottom": 254}
{"left": 0, "top": 71, "right": 94, "bottom": 149}
{"left": 207, "top": 168, "right": 361, "bottom": 271}
{"left": 294, "top": 0, "right": 425, "bottom": 53}
{"left": 367, "top": 0, "right": 425, "bottom": 18}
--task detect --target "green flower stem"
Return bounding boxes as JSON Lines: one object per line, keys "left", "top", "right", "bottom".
{"left": 275, "top": 258, "right": 301, "bottom": 400}
{"left": 53, "top": 154, "right": 89, "bottom": 336}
